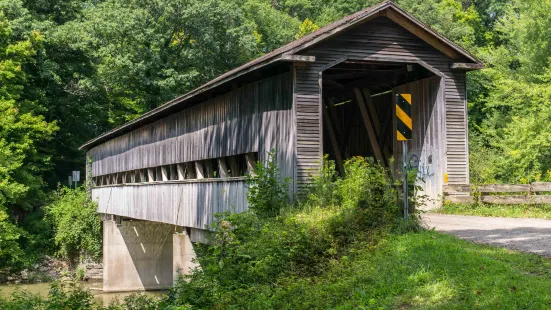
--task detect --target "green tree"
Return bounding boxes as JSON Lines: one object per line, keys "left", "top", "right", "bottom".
{"left": 0, "top": 10, "right": 58, "bottom": 267}
{"left": 56, "top": 0, "right": 260, "bottom": 123}
{"left": 45, "top": 187, "right": 102, "bottom": 265}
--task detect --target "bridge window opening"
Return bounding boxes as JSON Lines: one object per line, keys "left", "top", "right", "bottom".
{"left": 92, "top": 152, "right": 258, "bottom": 186}
{"left": 321, "top": 61, "right": 435, "bottom": 176}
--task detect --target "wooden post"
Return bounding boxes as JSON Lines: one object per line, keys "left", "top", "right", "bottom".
{"left": 323, "top": 101, "right": 345, "bottom": 176}
{"left": 130, "top": 171, "right": 136, "bottom": 183}
{"left": 161, "top": 166, "right": 169, "bottom": 181}
{"left": 245, "top": 153, "right": 256, "bottom": 175}
{"left": 139, "top": 169, "right": 145, "bottom": 183}
{"left": 195, "top": 161, "right": 205, "bottom": 179}
{"left": 218, "top": 158, "right": 229, "bottom": 178}
{"left": 186, "top": 162, "right": 195, "bottom": 179}
{"left": 326, "top": 99, "right": 344, "bottom": 139}
{"left": 379, "top": 105, "right": 393, "bottom": 152}
{"left": 228, "top": 156, "right": 239, "bottom": 177}
{"left": 362, "top": 89, "right": 390, "bottom": 161}
{"left": 204, "top": 160, "right": 214, "bottom": 178}
{"left": 170, "top": 165, "right": 177, "bottom": 181}
{"left": 354, "top": 88, "right": 384, "bottom": 164}
{"left": 177, "top": 164, "right": 185, "bottom": 180}
{"left": 148, "top": 168, "right": 155, "bottom": 182}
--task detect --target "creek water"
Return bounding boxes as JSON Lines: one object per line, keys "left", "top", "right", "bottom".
{"left": 0, "top": 281, "right": 165, "bottom": 306}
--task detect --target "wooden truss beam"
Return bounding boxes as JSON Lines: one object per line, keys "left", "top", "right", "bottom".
{"left": 354, "top": 88, "right": 384, "bottom": 164}
{"left": 323, "top": 99, "right": 345, "bottom": 176}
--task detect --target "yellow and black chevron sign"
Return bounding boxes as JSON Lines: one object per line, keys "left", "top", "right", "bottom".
{"left": 396, "top": 94, "right": 412, "bottom": 140}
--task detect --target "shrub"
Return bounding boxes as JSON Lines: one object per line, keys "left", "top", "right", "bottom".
{"left": 164, "top": 157, "right": 416, "bottom": 309}
{"left": 246, "top": 150, "right": 290, "bottom": 218}
{"left": 45, "top": 187, "right": 102, "bottom": 266}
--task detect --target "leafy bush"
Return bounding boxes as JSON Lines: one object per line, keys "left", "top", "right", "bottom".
{"left": 246, "top": 150, "right": 290, "bottom": 218}
{"left": 163, "top": 157, "right": 416, "bottom": 309}
{"left": 0, "top": 208, "right": 24, "bottom": 269}
{"left": 45, "top": 187, "right": 102, "bottom": 266}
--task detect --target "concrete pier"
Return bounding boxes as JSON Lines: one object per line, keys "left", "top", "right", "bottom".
{"left": 103, "top": 220, "right": 198, "bottom": 292}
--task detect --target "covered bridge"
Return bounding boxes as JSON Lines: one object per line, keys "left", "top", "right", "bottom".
{"left": 80, "top": 1, "right": 482, "bottom": 292}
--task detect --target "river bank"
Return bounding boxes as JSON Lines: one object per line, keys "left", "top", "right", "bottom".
{"left": 0, "top": 281, "right": 165, "bottom": 306}
{"left": 0, "top": 256, "right": 103, "bottom": 284}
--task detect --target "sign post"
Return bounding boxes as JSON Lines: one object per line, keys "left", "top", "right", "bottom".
{"left": 396, "top": 93, "right": 412, "bottom": 219}
{"left": 72, "top": 171, "right": 80, "bottom": 189}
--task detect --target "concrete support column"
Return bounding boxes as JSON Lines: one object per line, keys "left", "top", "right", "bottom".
{"left": 103, "top": 220, "right": 174, "bottom": 292}
{"left": 173, "top": 231, "right": 199, "bottom": 284}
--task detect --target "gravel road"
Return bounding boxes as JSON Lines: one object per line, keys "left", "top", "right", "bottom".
{"left": 422, "top": 213, "right": 551, "bottom": 257}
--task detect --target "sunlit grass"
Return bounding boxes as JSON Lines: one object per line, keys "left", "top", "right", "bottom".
{"left": 258, "top": 230, "right": 551, "bottom": 309}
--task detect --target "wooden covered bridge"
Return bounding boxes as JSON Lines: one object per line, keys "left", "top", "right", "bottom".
{"left": 80, "top": 1, "right": 482, "bottom": 292}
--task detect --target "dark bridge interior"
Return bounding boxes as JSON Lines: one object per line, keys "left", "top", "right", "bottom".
{"left": 321, "top": 60, "right": 434, "bottom": 175}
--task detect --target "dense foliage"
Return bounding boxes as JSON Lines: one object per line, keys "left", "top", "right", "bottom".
{"left": 45, "top": 187, "right": 102, "bottom": 265}
{"left": 0, "top": 0, "right": 549, "bottom": 270}
{"left": 162, "top": 157, "right": 415, "bottom": 309}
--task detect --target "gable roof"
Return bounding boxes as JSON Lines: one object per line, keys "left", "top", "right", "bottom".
{"left": 80, "top": 0, "right": 482, "bottom": 150}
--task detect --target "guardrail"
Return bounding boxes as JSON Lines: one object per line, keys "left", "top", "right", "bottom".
{"left": 443, "top": 183, "right": 551, "bottom": 204}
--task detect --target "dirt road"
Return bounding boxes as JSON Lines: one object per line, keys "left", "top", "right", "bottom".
{"left": 423, "top": 213, "right": 551, "bottom": 257}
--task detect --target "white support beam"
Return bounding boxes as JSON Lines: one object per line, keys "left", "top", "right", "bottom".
{"left": 218, "top": 158, "right": 229, "bottom": 178}
{"left": 130, "top": 171, "right": 136, "bottom": 183}
{"left": 280, "top": 54, "right": 316, "bottom": 62}
{"left": 161, "top": 166, "right": 169, "bottom": 181}
{"left": 245, "top": 153, "right": 256, "bottom": 176}
{"left": 177, "top": 164, "right": 185, "bottom": 180}
{"left": 148, "top": 168, "right": 155, "bottom": 182}
{"left": 450, "top": 62, "right": 485, "bottom": 70}
{"left": 195, "top": 161, "right": 205, "bottom": 179}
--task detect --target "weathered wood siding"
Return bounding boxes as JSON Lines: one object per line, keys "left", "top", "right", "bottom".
{"left": 88, "top": 73, "right": 295, "bottom": 226}
{"left": 92, "top": 179, "right": 247, "bottom": 230}
{"left": 393, "top": 76, "right": 445, "bottom": 208}
{"left": 88, "top": 73, "right": 294, "bottom": 180}
{"left": 293, "top": 67, "right": 322, "bottom": 190}
{"left": 296, "top": 17, "right": 469, "bottom": 184}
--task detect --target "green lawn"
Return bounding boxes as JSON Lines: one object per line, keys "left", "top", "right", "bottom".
{"left": 261, "top": 230, "right": 551, "bottom": 309}
{"left": 438, "top": 203, "right": 551, "bottom": 219}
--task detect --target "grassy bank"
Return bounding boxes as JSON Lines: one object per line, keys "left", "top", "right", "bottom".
{"left": 260, "top": 230, "right": 551, "bottom": 309}
{"left": 438, "top": 203, "right": 551, "bottom": 219}
{"left": 3, "top": 230, "right": 551, "bottom": 309}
